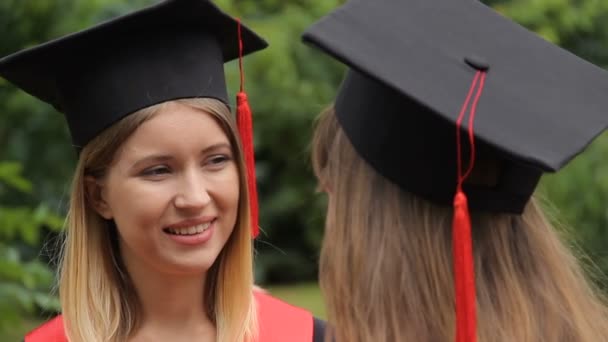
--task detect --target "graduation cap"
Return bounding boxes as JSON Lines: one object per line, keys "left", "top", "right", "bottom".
{"left": 302, "top": 0, "right": 608, "bottom": 340}
{"left": 0, "top": 0, "right": 267, "bottom": 237}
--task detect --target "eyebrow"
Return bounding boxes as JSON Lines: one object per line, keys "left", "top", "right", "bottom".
{"left": 129, "top": 142, "right": 232, "bottom": 170}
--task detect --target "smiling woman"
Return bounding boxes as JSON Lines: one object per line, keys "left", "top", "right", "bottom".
{"left": 0, "top": 0, "right": 324, "bottom": 341}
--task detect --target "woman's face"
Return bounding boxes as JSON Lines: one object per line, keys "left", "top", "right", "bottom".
{"left": 93, "top": 102, "right": 239, "bottom": 276}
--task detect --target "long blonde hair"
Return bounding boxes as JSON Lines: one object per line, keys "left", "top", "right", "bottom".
{"left": 312, "top": 106, "right": 608, "bottom": 342}
{"left": 59, "top": 98, "right": 257, "bottom": 341}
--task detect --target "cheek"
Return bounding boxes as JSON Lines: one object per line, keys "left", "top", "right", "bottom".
{"left": 218, "top": 173, "right": 240, "bottom": 213}
{"left": 210, "top": 169, "right": 241, "bottom": 226}
{"left": 107, "top": 181, "right": 173, "bottom": 230}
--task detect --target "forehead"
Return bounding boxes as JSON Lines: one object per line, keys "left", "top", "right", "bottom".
{"left": 117, "top": 102, "right": 231, "bottom": 159}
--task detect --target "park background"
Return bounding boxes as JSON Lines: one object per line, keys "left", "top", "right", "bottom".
{"left": 1, "top": 0, "right": 607, "bottom": 340}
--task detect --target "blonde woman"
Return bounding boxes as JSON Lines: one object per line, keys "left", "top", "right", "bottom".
{"left": 0, "top": 0, "right": 324, "bottom": 341}
{"left": 303, "top": 0, "right": 608, "bottom": 341}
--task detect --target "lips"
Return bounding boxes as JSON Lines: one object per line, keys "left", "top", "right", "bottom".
{"left": 163, "top": 218, "right": 215, "bottom": 236}
{"left": 164, "top": 222, "right": 211, "bottom": 235}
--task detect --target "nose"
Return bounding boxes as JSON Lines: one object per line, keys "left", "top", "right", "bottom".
{"left": 174, "top": 169, "right": 211, "bottom": 210}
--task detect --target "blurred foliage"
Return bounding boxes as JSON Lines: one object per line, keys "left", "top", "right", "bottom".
{"left": 0, "top": 0, "right": 607, "bottom": 334}
{"left": 0, "top": 161, "right": 62, "bottom": 332}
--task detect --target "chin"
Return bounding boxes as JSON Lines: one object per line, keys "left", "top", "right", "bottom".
{"left": 161, "top": 253, "right": 220, "bottom": 275}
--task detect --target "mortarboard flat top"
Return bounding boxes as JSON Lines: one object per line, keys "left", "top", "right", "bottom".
{"left": 0, "top": 0, "right": 268, "bottom": 148}
{"left": 303, "top": 0, "right": 608, "bottom": 213}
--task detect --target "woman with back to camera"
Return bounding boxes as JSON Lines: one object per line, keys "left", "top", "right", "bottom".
{"left": 303, "top": 0, "right": 608, "bottom": 341}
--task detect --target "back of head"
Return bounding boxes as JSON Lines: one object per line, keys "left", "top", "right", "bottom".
{"left": 305, "top": 0, "right": 608, "bottom": 340}
{"left": 312, "top": 107, "right": 608, "bottom": 342}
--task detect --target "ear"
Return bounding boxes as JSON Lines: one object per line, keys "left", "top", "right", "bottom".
{"left": 85, "top": 176, "right": 113, "bottom": 219}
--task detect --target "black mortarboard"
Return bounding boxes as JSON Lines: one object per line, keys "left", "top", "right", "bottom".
{"left": 0, "top": 0, "right": 266, "bottom": 238}
{"left": 302, "top": 0, "right": 608, "bottom": 214}
{"left": 0, "top": 0, "right": 267, "bottom": 149}
{"left": 302, "top": 0, "right": 608, "bottom": 340}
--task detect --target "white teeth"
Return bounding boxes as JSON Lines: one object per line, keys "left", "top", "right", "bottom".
{"left": 167, "top": 222, "right": 211, "bottom": 235}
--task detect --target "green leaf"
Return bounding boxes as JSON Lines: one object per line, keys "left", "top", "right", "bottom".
{"left": 0, "top": 162, "right": 32, "bottom": 193}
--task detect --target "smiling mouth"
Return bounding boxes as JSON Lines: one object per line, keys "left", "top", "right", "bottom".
{"left": 163, "top": 220, "right": 214, "bottom": 236}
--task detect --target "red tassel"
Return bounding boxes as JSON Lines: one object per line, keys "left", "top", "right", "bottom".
{"left": 236, "top": 19, "right": 259, "bottom": 238}
{"left": 452, "top": 70, "right": 486, "bottom": 342}
{"left": 453, "top": 191, "right": 476, "bottom": 342}
{"left": 237, "top": 92, "right": 259, "bottom": 238}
